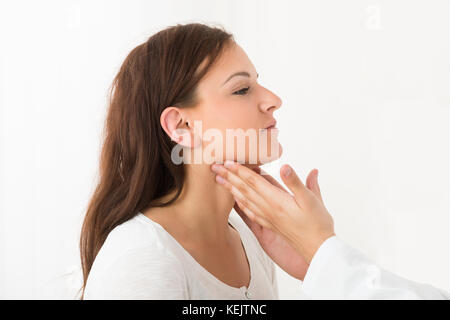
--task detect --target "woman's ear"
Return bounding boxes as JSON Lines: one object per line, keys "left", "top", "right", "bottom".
{"left": 160, "top": 107, "right": 196, "bottom": 148}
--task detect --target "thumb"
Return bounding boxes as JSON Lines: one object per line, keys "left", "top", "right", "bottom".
{"left": 306, "top": 169, "right": 324, "bottom": 204}
{"left": 280, "top": 164, "right": 309, "bottom": 200}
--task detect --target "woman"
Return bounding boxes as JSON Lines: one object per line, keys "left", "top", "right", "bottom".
{"left": 80, "top": 23, "right": 307, "bottom": 299}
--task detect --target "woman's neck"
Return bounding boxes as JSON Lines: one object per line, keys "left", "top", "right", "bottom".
{"left": 146, "top": 163, "right": 236, "bottom": 245}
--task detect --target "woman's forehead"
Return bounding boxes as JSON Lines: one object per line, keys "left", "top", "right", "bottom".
{"left": 198, "top": 45, "right": 255, "bottom": 89}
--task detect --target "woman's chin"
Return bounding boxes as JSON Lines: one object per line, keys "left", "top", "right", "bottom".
{"left": 253, "top": 142, "right": 283, "bottom": 167}
{"left": 225, "top": 142, "right": 282, "bottom": 168}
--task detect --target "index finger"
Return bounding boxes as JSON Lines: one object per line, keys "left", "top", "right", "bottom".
{"left": 223, "top": 160, "right": 284, "bottom": 198}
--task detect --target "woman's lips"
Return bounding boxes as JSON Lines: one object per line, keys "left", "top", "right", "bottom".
{"left": 263, "top": 125, "right": 279, "bottom": 134}
{"left": 264, "top": 119, "right": 277, "bottom": 129}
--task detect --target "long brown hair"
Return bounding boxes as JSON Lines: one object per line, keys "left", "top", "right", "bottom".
{"left": 79, "top": 23, "right": 234, "bottom": 298}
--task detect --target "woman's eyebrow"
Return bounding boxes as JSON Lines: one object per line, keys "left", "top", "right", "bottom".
{"left": 222, "top": 71, "right": 259, "bottom": 86}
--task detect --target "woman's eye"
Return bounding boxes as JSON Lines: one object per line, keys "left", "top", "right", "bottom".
{"left": 233, "top": 87, "right": 250, "bottom": 95}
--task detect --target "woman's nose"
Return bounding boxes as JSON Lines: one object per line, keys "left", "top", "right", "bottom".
{"left": 261, "top": 91, "right": 282, "bottom": 113}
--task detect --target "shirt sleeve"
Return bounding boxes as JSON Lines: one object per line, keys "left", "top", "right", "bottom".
{"left": 301, "top": 236, "right": 450, "bottom": 300}
{"left": 84, "top": 244, "right": 189, "bottom": 300}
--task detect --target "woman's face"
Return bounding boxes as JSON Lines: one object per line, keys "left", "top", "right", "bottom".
{"left": 188, "top": 42, "right": 283, "bottom": 167}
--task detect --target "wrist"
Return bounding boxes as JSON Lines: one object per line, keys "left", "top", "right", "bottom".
{"left": 292, "top": 232, "right": 336, "bottom": 264}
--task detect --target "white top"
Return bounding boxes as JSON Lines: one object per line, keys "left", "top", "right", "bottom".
{"left": 83, "top": 210, "right": 278, "bottom": 300}
{"left": 301, "top": 236, "right": 450, "bottom": 299}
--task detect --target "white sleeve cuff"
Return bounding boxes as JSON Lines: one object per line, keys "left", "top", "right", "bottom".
{"left": 301, "top": 235, "right": 345, "bottom": 298}
{"left": 300, "top": 235, "right": 450, "bottom": 299}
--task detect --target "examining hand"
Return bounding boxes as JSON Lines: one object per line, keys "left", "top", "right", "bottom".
{"left": 232, "top": 166, "right": 309, "bottom": 280}
{"left": 210, "top": 161, "right": 335, "bottom": 265}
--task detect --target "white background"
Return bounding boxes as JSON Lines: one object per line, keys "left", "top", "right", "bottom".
{"left": 1, "top": 0, "right": 449, "bottom": 299}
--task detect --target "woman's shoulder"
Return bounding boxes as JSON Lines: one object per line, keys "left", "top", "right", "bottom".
{"left": 84, "top": 213, "right": 188, "bottom": 299}
{"left": 96, "top": 213, "right": 162, "bottom": 255}
{"left": 90, "top": 213, "right": 182, "bottom": 268}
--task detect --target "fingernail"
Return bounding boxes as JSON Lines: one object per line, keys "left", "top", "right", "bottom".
{"left": 283, "top": 166, "right": 292, "bottom": 177}
{"left": 211, "top": 164, "right": 219, "bottom": 172}
{"left": 224, "top": 160, "right": 235, "bottom": 169}
{"left": 216, "top": 175, "right": 225, "bottom": 184}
